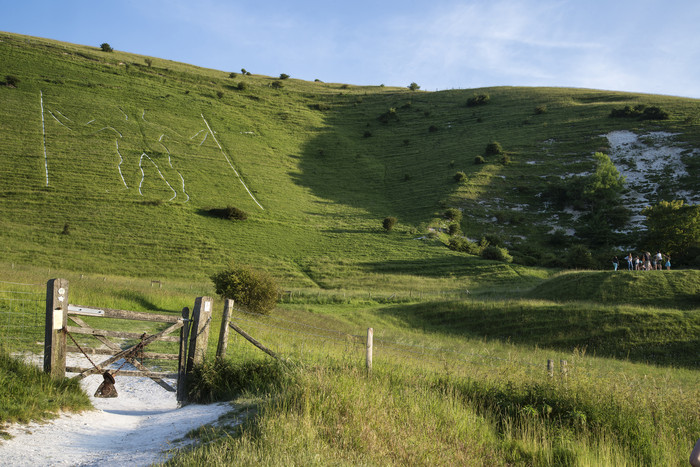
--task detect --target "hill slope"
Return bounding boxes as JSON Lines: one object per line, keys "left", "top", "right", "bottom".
{"left": 1, "top": 32, "right": 698, "bottom": 285}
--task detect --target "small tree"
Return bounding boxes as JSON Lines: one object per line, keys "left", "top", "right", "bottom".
{"left": 100, "top": 43, "right": 113, "bottom": 52}
{"left": 229, "top": 72, "right": 238, "bottom": 78}
{"left": 445, "top": 208, "right": 462, "bottom": 223}
{"left": 474, "top": 155, "right": 485, "bottom": 165}
{"left": 279, "top": 73, "right": 290, "bottom": 79}
{"left": 408, "top": 82, "right": 420, "bottom": 91}
{"left": 383, "top": 216, "right": 397, "bottom": 231}
{"left": 211, "top": 264, "right": 279, "bottom": 314}
{"left": 642, "top": 200, "right": 700, "bottom": 259}
{"left": 145, "top": 58, "right": 153, "bottom": 67}
{"left": 454, "top": 171, "right": 467, "bottom": 183}
{"left": 271, "top": 81, "right": 284, "bottom": 89}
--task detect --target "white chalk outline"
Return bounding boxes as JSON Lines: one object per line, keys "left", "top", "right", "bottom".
{"left": 86, "top": 119, "right": 95, "bottom": 125}
{"left": 139, "top": 153, "right": 178, "bottom": 201}
{"left": 48, "top": 110, "right": 73, "bottom": 131}
{"left": 201, "top": 114, "right": 264, "bottom": 210}
{"left": 118, "top": 108, "right": 129, "bottom": 121}
{"left": 94, "top": 127, "right": 123, "bottom": 138}
{"left": 39, "top": 91, "right": 49, "bottom": 186}
{"left": 190, "top": 130, "right": 206, "bottom": 140}
{"left": 158, "top": 135, "right": 189, "bottom": 202}
{"left": 56, "top": 110, "right": 72, "bottom": 122}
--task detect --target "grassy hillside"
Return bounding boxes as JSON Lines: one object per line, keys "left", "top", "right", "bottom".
{"left": 1, "top": 31, "right": 698, "bottom": 286}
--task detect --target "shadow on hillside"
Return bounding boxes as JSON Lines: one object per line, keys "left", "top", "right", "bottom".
{"left": 377, "top": 301, "right": 700, "bottom": 370}
{"left": 292, "top": 92, "right": 470, "bottom": 224}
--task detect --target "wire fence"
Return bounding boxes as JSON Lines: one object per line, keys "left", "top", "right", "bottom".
{"left": 0, "top": 280, "right": 45, "bottom": 353}
{"left": 226, "top": 308, "right": 560, "bottom": 380}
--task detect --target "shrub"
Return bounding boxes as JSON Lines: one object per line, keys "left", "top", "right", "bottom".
{"left": 241, "top": 68, "right": 248, "bottom": 75}
{"left": 4, "top": 75, "right": 19, "bottom": 87}
{"left": 61, "top": 223, "right": 71, "bottom": 235}
{"left": 383, "top": 217, "right": 397, "bottom": 231}
{"left": 474, "top": 155, "right": 485, "bottom": 164}
{"left": 229, "top": 72, "right": 237, "bottom": 78}
{"left": 500, "top": 154, "right": 511, "bottom": 165}
{"left": 428, "top": 125, "right": 439, "bottom": 132}
{"left": 144, "top": 58, "right": 152, "bottom": 67}
{"left": 448, "top": 223, "right": 462, "bottom": 236}
{"left": 271, "top": 81, "right": 284, "bottom": 89}
{"left": 445, "top": 208, "right": 462, "bottom": 223}
{"left": 535, "top": 104, "right": 547, "bottom": 114}
{"left": 216, "top": 90, "right": 224, "bottom": 99}
{"left": 100, "top": 43, "right": 113, "bottom": 52}
{"left": 485, "top": 141, "right": 503, "bottom": 156}
{"left": 408, "top": 82, "right": 420, "bottom": 91}
{"left": 482, "top": 233, "right": 504, "bottom": 247}
{"left": 378, "top": 108, "right": 398, "bottom": 123}
{"left": 279, "top": 73, "right": 290, "bottom": 79}
{"left": 237, "top": 82, "right": 248, "bottom": 91}
{"left": 207, "top": 206, "right": 248, "bottom": 221}
{"left": 448, "top": 237, "right": 480, "bottom": 254}
{"left": 211, "top": 264, "right": 279, "bottom": 314}
{"left": 466, "top": 93, "right": 490, "bottom": 106}
{"left": 454, "top": 171, "right": 467, "bottom": 183}
{"left": 481, "top": 245, "right": 513, "bottom": 262}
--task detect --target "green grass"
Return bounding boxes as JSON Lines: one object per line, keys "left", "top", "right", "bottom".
{"left": 0, "top": 351, "right": 91, "bottom": 434}
{"left": 1, "top": 31, "right": 698, "bottom": 284}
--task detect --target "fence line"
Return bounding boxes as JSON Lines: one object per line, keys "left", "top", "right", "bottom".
{"left": 0, "top": 282, "right": 45, "bottom": 353}
{"left": 229, "top": 312, "right": 547, "bottom": 376}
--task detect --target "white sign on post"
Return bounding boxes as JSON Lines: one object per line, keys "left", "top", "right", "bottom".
{"left": 53, "top": 309, "right": 63, "bottom": 330}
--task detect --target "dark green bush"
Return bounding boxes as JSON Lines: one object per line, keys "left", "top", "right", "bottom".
{"left": 454, "top": 171, "right": 467, "bottom": 183}
{"left": 237, "top": 82, "right": 248, "bottom": 91}
{"left": 466, "top": 93, "right": 490, "bottom": 106}
{"left": 211, "top": 264, "right": 279, "bottom": 314}
{"left": 279, "top": 73, "right": 290, "bottom": 79}
{"left": 485, "top": 141, "right": 503, "bottom": 156}
{"left": 207, "top": 206, "right": 248, "bottom": 221}
{"left": 481, "top": 245, "right": 513, "bottom": 262}
{"left": 271, "top": 81, "right": 283, "bottom": 89}
{"left": 448, "top": 223, "right": 462, "bottom": 236}
{"left": 216, "top": 90, "right": 224, "bottom": 99}
{"left": 474, "top": 155, "right": 485, "bottom": 164}
{"left": 378, "top": 108, "right": 398, "bottom": 123}
{"left": 428, "top": 125, "right": 438, "bottom": 132}
{"left": 448, "top": 237, "right": 480, "bottom": 255}
{"left": 229, "top": 72, "right": 237, "bottom": 78}
{"left": 4, "top": 75, "right": 19, "bottom": 87}
{"left": 100, "top": 43, "right": 113, "bottom": 52}
{"left": 444, "top": 208, "right": 463, "bottom": 223}
{"left": 383, "top": 216, "right": 397, "bottom": 231}
{"left": 408, "top": 82, "right": 420, "bottom": 91}
{"left": 566, "top": 244, "right": 597, "bottom": 269}
{"left": 535, "top": 104, "right": 547, "bottom": 114}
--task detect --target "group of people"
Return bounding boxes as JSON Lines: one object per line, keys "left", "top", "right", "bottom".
{"left": 612, "top": 251, "right": 671, "bottom": 271}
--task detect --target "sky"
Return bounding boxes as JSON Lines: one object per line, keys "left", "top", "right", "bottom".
{"left": 2, "top": 0, "right": 700, "bottom": 98}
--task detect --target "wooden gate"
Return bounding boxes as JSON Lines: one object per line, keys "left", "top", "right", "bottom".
{"left": 44, "top": 278, "right": 212, "bottom": 403}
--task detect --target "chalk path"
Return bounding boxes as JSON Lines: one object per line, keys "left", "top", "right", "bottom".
{"left": 0, "top": 354, "right": 232, "bottom": 467}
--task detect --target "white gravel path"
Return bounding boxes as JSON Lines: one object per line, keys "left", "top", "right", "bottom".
{"left": 0, "top": 354, "right": 232, "bottom": 466}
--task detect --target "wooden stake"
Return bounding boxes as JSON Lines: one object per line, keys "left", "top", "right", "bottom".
{"left": 366, "top": 327, "right": 373, "bottom": 373}
{"left": 44, "top": 278, "right": 69, "bottom": 378}
{"left": 216, "top": 299, "right": 233, "bottom": 359}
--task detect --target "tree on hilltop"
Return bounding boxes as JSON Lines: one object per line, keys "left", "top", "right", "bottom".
{"left": 100, "top": 43, "right": 113, "bottom": 52}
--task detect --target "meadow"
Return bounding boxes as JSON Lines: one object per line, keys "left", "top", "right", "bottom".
{"left": 0, "top": 32, "right": 699, "bottom": 465}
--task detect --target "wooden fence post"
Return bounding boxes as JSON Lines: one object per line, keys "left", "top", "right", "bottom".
{"left": 547, "top": 359, "right": 554, "bottom": 378}
{"left": 176, "top": 306, "right": 191, "bottom": 403}
{"left": 186, "top": 296, "right": 213, "bottom": 375}
{"left": 216, "top": 299, "right": 233, "bottom": 359}
{"left": 366, "top": 327, "right": 373, "bottom": 373}
{"left": 560, "top": 359, "right": 568, "bottom": 378}
{"left": 44, "top": 278, "right": 68, "bottom": 378}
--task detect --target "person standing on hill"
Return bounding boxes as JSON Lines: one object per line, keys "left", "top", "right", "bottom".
{"left": 665, "top": 255, "right": 671, "bottom": 270}
{"left": 655, "top": 251, "right": 663, "bottom": 270}
{"left": 626, "top": 253, "right": 634, "bottom": 270}
{"left": 612, "top": 256, "right": 619, "bottom": 271}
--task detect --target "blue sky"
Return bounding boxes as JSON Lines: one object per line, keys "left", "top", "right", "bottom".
{"left": 2, "top": 0, "right": 699, "bottom": 98}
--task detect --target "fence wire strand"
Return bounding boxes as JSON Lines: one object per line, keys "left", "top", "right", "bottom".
{"left": 0, "top": 283, "right": 45, "bottom": 353}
